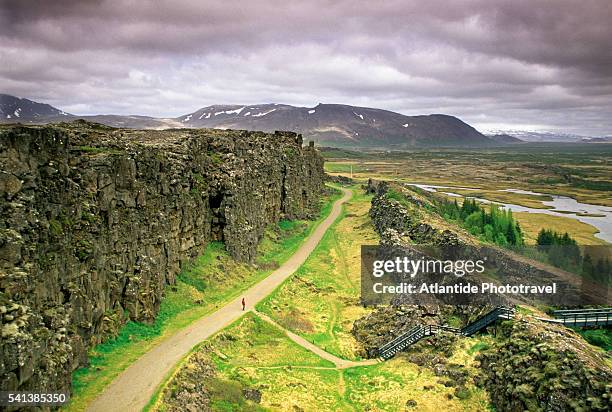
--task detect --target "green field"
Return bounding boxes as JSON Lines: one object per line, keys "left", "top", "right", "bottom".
{"left": 158, "top": 311, "right": 492, "bottom": 411}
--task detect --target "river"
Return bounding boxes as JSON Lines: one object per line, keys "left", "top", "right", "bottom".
{"left": 406, "top": 184, "right": 612, "bottom": 243}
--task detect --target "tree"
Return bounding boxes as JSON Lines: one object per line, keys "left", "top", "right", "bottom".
{"left": 483, "top": 224, "right": 495, "bottom": 243}
{"left": 582, "top": 254, "right": 594, "bottom": 278}
{"left": 495, "top": 232, "right": 508, "bottom": 246}
{"left": 537, "top": 229, "right": 554, "bottom": 247}
{"left": 506, "top": 223, "right": 517, "bottom": 245}
{"left": 465, "top": 211, "right": 483, "bottom": 231}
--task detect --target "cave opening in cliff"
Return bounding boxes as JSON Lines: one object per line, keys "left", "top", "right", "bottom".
{"left": 209, "top": 191, "right": 226, "bottom": 241}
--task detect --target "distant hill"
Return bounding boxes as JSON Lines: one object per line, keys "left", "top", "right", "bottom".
{"left": 581, "top": 136, "right": 612, "bottom": 143}
{"left": 488, "top": 130, "right": 599, "bottom": 143}
{"left": 0, "top": 94, "right": 71, "bottom": 122}
{"left": 0, "top": 94, "right": 180, "bottom": 129}
{"left": 487, "top": 134, "right": 524, "bottom": 144}
{"left": 176, "top": 103, "right": 493, "bottom": 147}
{"left": 1, "top": 94, "right": 495, "bottom": 147}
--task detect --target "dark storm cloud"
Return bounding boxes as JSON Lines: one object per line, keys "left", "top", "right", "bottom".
{"left": 1, "top": 0, "right": 611, "bottom": 134}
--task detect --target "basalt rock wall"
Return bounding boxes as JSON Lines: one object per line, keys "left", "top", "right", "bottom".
{"left": 0, "top": 122, "right": 324, "bottom": 394}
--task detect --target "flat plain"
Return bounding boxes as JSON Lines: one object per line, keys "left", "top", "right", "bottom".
{"left": 323, "top": 144, "right": 612, "bottom": 245}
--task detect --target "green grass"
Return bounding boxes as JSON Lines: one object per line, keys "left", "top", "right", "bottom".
{"left": 576, "top": 328, "right": 612, "bottom": 351}
{"left": 467, "top": 342, "right": 490, "bottom": 355}
{"left": 256, "top": 186, "right": 377, "bottom": 360}
{"left": 278, "top": 219, "right": 298, "bottom": 231}
{"left": 176, "top": 243, "right": 226, "bottom": 291}
{"left": 66, "top": 187, "right": 342, "bottom": 411}
{"left": 203, "top": 312, "right": 345, "bottom": 410}
{"left": 342, "top": 361, "right": 485, "bottom": 411}
{"left": 324, "top": 161, "right": 364, "bottom": 174}
{"left": 151, "top": 312, "right": 338, "bottom": 411}
{"left": 515, "top": 306, "right": 536, "bottom": 316}
{"left": 211, "top": 313, "right": 336, "bottom": 370}
{"left": 385, "top": 188, "right": 415, "bottom": 209}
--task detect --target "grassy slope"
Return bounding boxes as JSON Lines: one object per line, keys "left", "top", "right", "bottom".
{"left": 576, "top": 328, "right": 612, "bottom": 351}
{"left": 65, "top": 187, "right": 342, "bottom": 411}
{"left": 203, "top": 313, "right": 343, "bottom": 411}
{"left": 257, "top": 186, "right": 376, "bottom": 360}
{"left": 161, "top": 311, "right": 492, "bottom": 412}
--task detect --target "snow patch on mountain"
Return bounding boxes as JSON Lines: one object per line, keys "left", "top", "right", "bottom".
{"left": 252, "top": 108, "right": 276, "bottom": 117}
{"left": 225, "top": 107, "right": 245, "bottom": 115}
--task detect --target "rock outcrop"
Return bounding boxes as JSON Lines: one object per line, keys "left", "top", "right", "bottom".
{"left": 0, "top": 121, "right": 324, "bottom": 394}
{"left": 352, "top": 180, "right": 595, "bottom": 356}
{"left": 476, "top": 318, "right": 612, "bottom": 411}
{"left": 351, "top": 305, "right": 483, "bottom": 358}
{"left": 366, "top": 181, "right": 591, "bottom": 306}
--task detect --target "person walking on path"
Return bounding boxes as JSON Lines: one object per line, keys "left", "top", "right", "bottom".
{"left": 241, "top": 297, "right": 246, "bottom": 311}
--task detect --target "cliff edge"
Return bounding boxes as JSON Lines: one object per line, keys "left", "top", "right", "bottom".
{"left": 0, "top": 121, "right": 324, "bottom": 394}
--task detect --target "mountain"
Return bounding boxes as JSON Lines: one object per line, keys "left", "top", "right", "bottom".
{"left": 1, "top": 94, "right": 493, "bottom": 147}
{"left": 581, "top": 136, "right": 612, "bottom": 143}
{"left": 0, "top": 94, "right": 71, "bottom": 121}
{"left": 488, "top": 130, "right": 595, "bottom": 143}
{"left": 487, "top": 134, "right": 524, "bottom": 144}
{"left": 175, "top": 103, "right": 492, "bottom": 147}
{"left": 0, "top": 94, "right": 181, "bottom": 129}
{"left": 74, "top": 115, "right": 181, "bottom": 129}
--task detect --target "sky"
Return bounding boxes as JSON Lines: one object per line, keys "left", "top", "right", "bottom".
{"left": 1, "top": 0, "right": 611, "bottom": 135}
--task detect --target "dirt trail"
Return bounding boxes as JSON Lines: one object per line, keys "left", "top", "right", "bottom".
{"left": 256, "top": 311, "right": 379, "bottom": 369}
{"left": 86, "top": 187, "right": 352, "bottom": 412}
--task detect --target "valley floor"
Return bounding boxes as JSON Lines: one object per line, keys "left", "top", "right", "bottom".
{"left": 152, "top": 185, "right": 493, "bottom": 411}
{"left": 323, "top": 146, "right": 612, "bottom": 246}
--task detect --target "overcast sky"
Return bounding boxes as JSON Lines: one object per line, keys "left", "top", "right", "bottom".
{"left": 1, "top": 0, "right": 611, "bottom": 135}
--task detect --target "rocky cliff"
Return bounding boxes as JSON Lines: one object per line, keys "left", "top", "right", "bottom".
{"left": 0, "top": 121, "right": 324, "bottom": 394}
{"left": 476, "top": 318, "right": 612, "bottom": 411}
